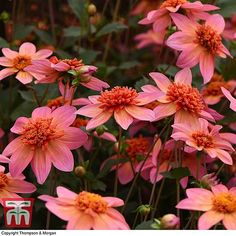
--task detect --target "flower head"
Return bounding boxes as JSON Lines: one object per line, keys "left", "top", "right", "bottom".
{"left": 172, "top": 118, "right": 234, "bottom": 165}
{"left": 143, "top": 68, "right": 215, "bottom": 124}
{"left": 139, "top": 0, "right": 218, "bottom": 33}
{"left": 166, "top": 14, "right": 231, "bottom": 83}
{"left": 39, "top": 187, "right": 130, "bottom": 229}
{"left": 0, "top": 42, "right": 52, "bottom": 84}
{"left": 0, "top": 165, "right": 36, "bottom": 204}
{"left": 3, "top": 106, "right": 88, "bottom": 184}
{"left": 76, "top": 86, "right": 156, "bottom": 130}
{"left": 176, "top": 184, "right": 236, "bottom": 229}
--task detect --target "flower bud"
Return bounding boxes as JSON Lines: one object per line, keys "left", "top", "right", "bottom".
{"left": 88, "top": 4, "right": 97, "bottom": 16}
{"left": 200, "top": 173, "right": 219, "bottom": 189}
{"left": 160, "top": 214, "right": 180, "bottom": 229}
{"left": 96, "top": 125, "right": 107, "bottom": 136}
{"left": 74, "top": 166, "right": 86, "bottom": 177}
{"left": 137, "top": 205, "right": 151, "bottom": 217}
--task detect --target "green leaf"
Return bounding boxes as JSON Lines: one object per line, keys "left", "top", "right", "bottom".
{"left": 0, "top": 37, "right": 9, "bottom": 48}
{"left": 55, "top": 49, "right": 72, "bottom": 59}
{"left": 135, "top": 220, "right": 155, "bottom": 230}
{"left": 91, "top": 180, "right": 106, "bottom": 191}
{"left": 13, "top": 24, "right": 34, "bottom": 40}
{"left": 135, "top": 77, "right": 150, "bottom": 91}
{"left": 96, "top": 22, "right": 127, "bottom": 38}
{"left": 18, "top": 90, "right": 34, "bottom": 102}
{"left": 79, "top": 48, "right": 101, "bottom": 64}
{"left": 67, "top": 0, "right": 88, "bottom": 25}
{"left": 34, "top": 29, "right": 53, "bottom": 44}
{"left": 119, "top": 61, "right": 140, "bottom": 69}
{"left": 157, "top": 64, "right": 179, "bottom": 77}
{"left": 161, "top": 167, "right": 191, "bottom": 180}
{"left": 64, "top": 26, "right": 83, "bottom": 37}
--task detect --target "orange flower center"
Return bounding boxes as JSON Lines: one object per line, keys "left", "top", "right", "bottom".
{"left": 72, "top": 118, "right": 88, "bottom": 128}
{"left": 195, "top": 25, "right": 222, "bottom": 54}
{"left": 75, "top": 191, "right": 108, "bottom": 214}
{"left": 213, "top": 192, "right": 236, "bottom": 214}
{"left": 160, "top": 0, "right": 187, "bottom": 8}
{"left": 20, "top": 118, "right": 64, "bottom": 149}
{"left": 192, "top": 132, "right": 214, "bottom": 148}
{"left": 125, "top": 136, "right": 149, "bottom": 162}
{"left": 62, "top": 58, "right": 84, "bottom": 69}
{"left": 166, "top": 83, "right": 205, "bottom": 114}
{"left": 0, "top": 173, "right": 8, "bottom": 188}
{"left": 145, "top": 101, "right": 160, "bottom": 110}
{"left": 98, "top": 86, "right": 138, "bottom": 110}
{"left": 47, "top": 96, "right": 68, "bottom": 108}
{"left": 13, "top": 56, "right": 32, "bottom": 70}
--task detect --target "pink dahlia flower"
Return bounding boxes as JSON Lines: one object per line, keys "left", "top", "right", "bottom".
{"left": 221, "top": 87, "right": 236, "bottom": 112}
{"left": 3, "top": 105, "right": 88, "bottom": 184}
{"left": 143, "top": 68, "right": 216, "bottom": 124}
{"left": 0, "top": 42, "right": 52, "bottom": 84}
{"left": 172, "top": 118, "right": 234, "bottom": 165}
{"left": 176, "top": 184, "right": 236, "bottom": 229}
{"left": 26, "top": 56, "right": 109, "bottom": 91}
{"left": 76, "top": 86, "right": 156, "bottom": 130}
{"left": 0, "top": 165, "right": 36, "bottom": 204}
{"left": 39, "top": 187, "right": 130, "bottom": 229}
{"left": 166, "top": 14, "right": 231, "bottom": 84}
{"left": 139, "top": 0, "right": 218, "bottom": 32}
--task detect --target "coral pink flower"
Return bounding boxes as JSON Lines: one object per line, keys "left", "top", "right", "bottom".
{"left": 26, "top": 56, "right": 109, "bottom": 91}
{"left": 135, "top": 30, "right": 165, "bottom": 49}
{"left": 76, "top": 86, "right": 156, "bottom": 130}
{"left": 103, "top": 136, "right": 152, "bottom": 184}
{"left": 0, "top": 42, "right": 52, "bottom": 84}
{"left": 176, "top": 184, "right": 236, "bottom": 229}
{"left": 139, "top": 0, "right": 218, "bottom": 32}
{"left": 201, "top": 73, "right": 236, "bottom": 105}
{"left": 39, "top": 187, "right": 130, "bottom": 229}
{"left": 143, "top": 68, "right": 216, "bottom": 124}
{"left": 166, "top": 14, "right": 231, "bottom": 84}
{"left": 221, "top": 87, "right": 236, "bottom": 112}
{"left": 0, "top": 165, "right": 36, "bottom": 204}
{"left": 223, "top": 14, "right": 236, "bottom": 40}
{"left": 3, "top": 106, "right": 88, "bottom": 184}
{"left": 172, "top": 118, "right": 234, "bottom": 165}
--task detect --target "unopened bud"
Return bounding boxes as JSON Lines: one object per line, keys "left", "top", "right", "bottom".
{"left": 75, "top": 166, "right": 86, "bottom": 177}
{"left": 88, "top": 4, "right": 97, "bottom": 16}
{"left": 96, "top": 125, "right": 107, "bottom": 136}
{"left": 137, "top": 205, "right": 151, "bottom": 217}
{"left": 160, "top": 214, "right": 180, "bottom": 229}
{"left": 200, "top": 173, "right": 219, "bottom": 189}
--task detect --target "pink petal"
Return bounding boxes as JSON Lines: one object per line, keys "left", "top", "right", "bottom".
{"left": 51, "top": 105, "right": 76, "bottom": 128}
{"left": 76, "top": 104, "right": 103, "bottom": 118}
{"left": 149, "top": 72, "right": 171, "bottom": 92}
{"left": 53, "top": 61, "right": 70, "bottom": 72}
{"left": 198, "top": 211, "right": 224, "bottom": 230}
{"left": 153, "top": 14, "right": 171, "bottom": 32}
{"left": 56, "top": 186, "right": 77, "bottom": 199}
{"left": 215, "top": 149, "right": 233, "bottom": 165}
{"left": 2, "top": 48, "right": 18, "bottom": 59}
{"left": 32, "top": 49, "right": 53, "bottom": 60}
{"left": 166, "top": 32, "right": 193, "bottom": 50}
{"left": 0, "top": 155, "right": 10, "bottom": 163}
{"left": 31, "top": 148, "right": 51, "bottom": 184}
{"left": 0, "top": 68, "right": 17, "bottom": 80}
{"left": 10, "top": 117, "right": 29, "bottom": 134}
{"left": 6, "top": 179, "right": 36, "bottom": 193}
{"left": 67, "top": 214, "right": 93, "bottom": 230}
{"left": 221, "top": 87, "right": 236, "bottom": 112}
{"left": 117, "top": 162, "right": 134, "bottom": 184}
{"left": 16, "top": 71, "right": 33, "bottom": 84}
{"left": 176, "top": 46, "right": 201, "bottom": 68}
{"left": 59, "top": 127, "right": 88, "bottom": 149}
{"left": 141, "top": 84, "right": 160, "bottom": 93}
{"left": 211, "top": 184, "right": 228, "bottom": 194}
{"left": 103, "top": 197, "right": 124, "bottom": 207}
{"left": 114, "top": 110, "right": 133, "bottom": 130}
{"left": 199, "top": 53, "right": 214, "bottom": 84}
{"left": 9, "top": 146, "right": 34, "bottom": 177}
{"left": 86, "top": 111, "right": 113, "bottom": 130}
{"left": 0, "top": 57, "right": 13, "bottom": 66}
{"left": 3, "top": 137, "right": 22, "bottom": 156}
{"left": 176, "top": 198, "right": 212, "bottom": 211}
{"left": 81, "top": 77, "right": 110, "bottom": 91}
{"left": 154, "top": 103, "right": 176, "bottom": 121}
{"left": 125, "top": 105, "right": 155, "bottom": 121}
{"left": 136, "top": 92, "right": 161, "bottom": 105}
{"left": 223, "top": 213, "right": 236, "bottom": 230}
{"left": 32, "top": 106, "right": 51, "bottom": 119}
{"left": 174, "top": 68, "right": 192, "bottom": 84}
{"left": 96, "top": 132, "right": 117, "bottom": 142}
{"left": 186, "top": 188, "right": 213, "bottom": 201}
{"left": 46, "top": 141, "right": 74, "bottom": 172}
{"left": 93, "top": 215, "right": 110, "bottom": 229}
{"left": 170, "top": 13, "right": 197, "bottom": 33}
{"left": 206, "top": 14, "right": 225, "bottom": 34}
{"left": 19, "top": 42, "right": 36, "bottom": 55}
{"left": 106, "top": 208, "right": 130, "bottom": 229}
